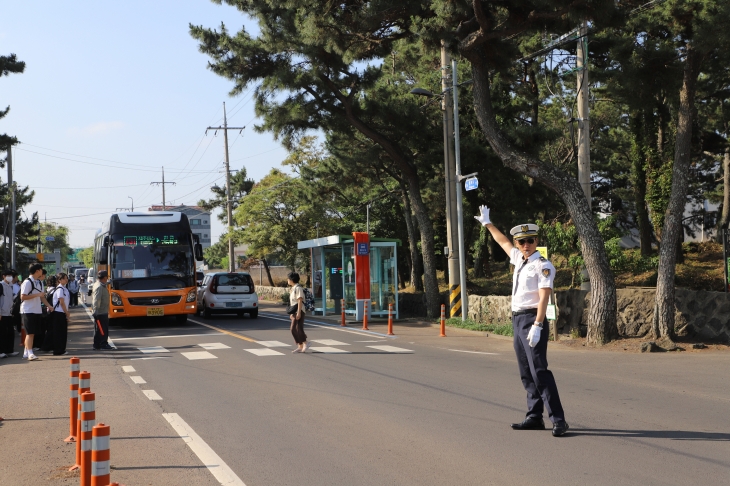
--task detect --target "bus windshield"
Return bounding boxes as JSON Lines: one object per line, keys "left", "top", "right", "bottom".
{"left": 110, "top": 233, "right": 194, "bottom": 289}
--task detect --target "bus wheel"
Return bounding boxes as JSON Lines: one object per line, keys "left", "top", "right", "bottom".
{"left": 176, "top": 315, "right": 188, "bottom": 324}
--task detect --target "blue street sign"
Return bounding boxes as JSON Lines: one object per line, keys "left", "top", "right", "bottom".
{"left": 357, "top": 243, "right": 369, "bottom": 256}
{"left": 464, "top": 177, "right": 478, "bottom": 191}
{"left": 45, "top": 236, "right": 55, "bottom": 241}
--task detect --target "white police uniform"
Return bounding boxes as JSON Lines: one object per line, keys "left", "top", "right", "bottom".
{"left": 509, "top": 223, "right": 565, "bottom": 426}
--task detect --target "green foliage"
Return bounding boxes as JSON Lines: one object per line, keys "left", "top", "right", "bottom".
{"left": 197, "top": 166, "right": 254, "bottom": 225}
{"left": 443, "top": 317, "right": 513, "bottom": 337}
{"left": 78, "top": 246, "right": 94, "bottom": 269}
{"left": 203, "top": 239, "right": 230, "bottom": 269}
{"left": 40, "top": 223, "right": 73, "bottom": 262}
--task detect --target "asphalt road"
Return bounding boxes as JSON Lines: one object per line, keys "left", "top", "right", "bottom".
{"left": 99, "top": 304, "right": 730, "bottom": 486}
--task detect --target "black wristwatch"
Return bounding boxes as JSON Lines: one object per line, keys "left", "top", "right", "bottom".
{"left": 534, "top": 321, "right": 544, "bottom": 328}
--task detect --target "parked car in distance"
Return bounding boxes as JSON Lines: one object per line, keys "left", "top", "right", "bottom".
{"left": 198, "top": 272, "right": 258, "bottom": 318}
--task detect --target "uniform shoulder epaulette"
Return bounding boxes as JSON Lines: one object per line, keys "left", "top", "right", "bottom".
{"left": 539, "top": 256, "right": 547, "bottom": 262}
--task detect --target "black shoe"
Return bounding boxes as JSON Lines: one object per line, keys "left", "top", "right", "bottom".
{"left": 100, "top": 344, "right": 116, "bottom": 350}
{"left": 552, "top": 421, "right": 569, "bottom": 437}
{"left": 511, "top": 416, "right": 545, "bottom": 430}
{"left": 92, "top": 347, "right": 101, "bottom": 351}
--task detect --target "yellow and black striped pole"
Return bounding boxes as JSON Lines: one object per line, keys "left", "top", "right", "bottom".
{"left": 449, "top": 284, "right": 462, "bottom": 317}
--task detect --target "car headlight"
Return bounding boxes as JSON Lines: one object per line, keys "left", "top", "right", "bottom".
{"left": 186, "top": 289, "right": 197, "bottom": 302}
{"left": 111, "top": 292, "right": 123, "bottom": 306}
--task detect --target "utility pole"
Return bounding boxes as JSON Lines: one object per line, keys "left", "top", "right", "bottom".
{"left": 452, "top": 59, "right": 468, "bottom": 322}
{"left": 7, "top": 146, "right": 16, "bottom": 269}
{"left": 576, "top": 20, "right": 591, "bottom": 206}
{"left": 207, "top": 102, "right": 244, "bottom": 273}
{"left": 441, "top": 41, "right": 462, "bottom": 318}
{"left": 150, "top": 167, "right": 175, "bottom": 210}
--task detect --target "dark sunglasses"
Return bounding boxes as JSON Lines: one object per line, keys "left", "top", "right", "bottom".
{"left": 516, "top": 238, "right": 535, "bottom": 245}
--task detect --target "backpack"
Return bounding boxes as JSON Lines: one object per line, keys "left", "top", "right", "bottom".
{"left": 302, "top": 287, "right": 315, "bottom": 312}
{"left": 45, "top": 286, "right": 56, "bottom": 306}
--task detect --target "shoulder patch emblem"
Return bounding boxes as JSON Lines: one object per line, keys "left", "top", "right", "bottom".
{"left": 542, "top": 268, "right": 551, "bottom": 278}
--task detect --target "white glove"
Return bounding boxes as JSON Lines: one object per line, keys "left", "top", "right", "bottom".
{"left": 474, "top": 205, "right": 491, "bottom": 226}
{"left": 527, "top": 324, "right": 541, "bottom": 347}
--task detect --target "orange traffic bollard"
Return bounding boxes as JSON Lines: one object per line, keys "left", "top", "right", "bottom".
{"left": 91, "top": 423, "right": 111, "bottom": 486}
{"left": 341, "top": 299, "right": 346, "bottom": 326}
{"left": 387, "top": 303, "right": 394, "bottom": 335}
{"left": 440, "top": 304, "right": 447, "bottom": 337}
{"left": 362, "top": 302, "right": 369, "bottom": 331}
{"left": 70, "top": 371, "right": 90, "bottom": 471}
{"left": 65, "top": 357, "right": 80, "bottom": 443}
{"left": 80, "top": 392, "right": 96, "bottom": 486}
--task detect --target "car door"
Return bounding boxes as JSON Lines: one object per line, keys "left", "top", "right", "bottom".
{"left": 198, "top": 275, "right": 210, "bottom": 306}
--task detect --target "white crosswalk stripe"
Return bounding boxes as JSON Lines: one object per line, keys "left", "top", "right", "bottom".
{"left": 312, "top": 339, "right": 349, "bottom": 346}
{"left": 256, "top": 341, "right": 291, "bottom": 348}
{"left": 244, "top": 348, "right": 285, "bottom": 356}
{"left": 367, "top": 345, "right": 414, "bottom": 353}
{"left": 198, "top": 343, "right": 231, "bottom": 350}
{"left": 310, "top": 346, "right": 350, "bottom": 354}
{"left": 137, "top": 346, "right": 170, "bottom": 354}
{"left": 182, "top": 351, "right": 218, "bottom": 360}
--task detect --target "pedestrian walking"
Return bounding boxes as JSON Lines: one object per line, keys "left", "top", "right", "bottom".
{"left": 91, "top": 270, "right": 115, "bottom": 351}
{"left": 20, "top": 263, "right": 50, "bottom": 361}
{"left": 287, "top": 272, "right": 309, "bottom": 353}
{"left": 475, "top": 205, "right": 569, "bottom": 437}
{"left": 49, "top": 273, "right": 71, "bottom": 355}
{"left": 0, "top": 269, "right": 19, "bottom": 358}
{"left": 67, "top": 274, "right": 80, "bottom": 307}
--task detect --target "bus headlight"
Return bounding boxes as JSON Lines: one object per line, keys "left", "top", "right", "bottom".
{"left": 111, "top": 292, "right": 123, "bottom": 306}
{"left": 186, "top": 289, "right": 197, "bottom": 302}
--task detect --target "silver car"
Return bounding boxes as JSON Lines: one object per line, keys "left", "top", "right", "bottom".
{"left": 198, "top": 272, "right": 259, "bottom": 318}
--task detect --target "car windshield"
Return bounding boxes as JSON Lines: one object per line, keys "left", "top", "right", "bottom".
{"left": 110, "top": 233, "right": 192, "bottom": 280}
{"left": 216, "top": 274, "right": 253, "bottom": 286}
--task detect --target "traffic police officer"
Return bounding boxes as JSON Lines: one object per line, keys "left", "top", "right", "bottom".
{"left": 475, "top": 204, "right": 569, "bottom": 437}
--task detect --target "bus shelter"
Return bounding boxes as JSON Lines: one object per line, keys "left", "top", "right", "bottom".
{"left": 297, "top": 234, "right": 400, "bottom": 319}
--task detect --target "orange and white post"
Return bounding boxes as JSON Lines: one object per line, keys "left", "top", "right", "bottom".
{"left": 91, "top": 423, "right": 111, "bottom": 486}
{"left": 80, "top": 392, "right": 96, "bottom": 486}
{"left": 362, "top": 301, "right": 369, "bottom": 331}
{"left": 70, "top": 371, "right": 91, "bottom": 471}
{"left": 65, "top": 357, "right": 80, "bottom": 442}
{"left": 340, "top": 299, "right": 346, "bottom": 326}
{"left": 387, "top": 303, "right": 394, "bottom": 335}
{"left": 440, "top": 304, "right": 446, "bottom": 337}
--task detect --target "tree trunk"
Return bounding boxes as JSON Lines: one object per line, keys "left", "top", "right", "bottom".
{"left": 718, "top": 148, "right": 730, "bottom": 231}
{"left": 472, "top": 225, "right": 488, "bottom": 278}
{"left": 652, "top": 43, "right": 701, "bottom": 340}
{"left": 631, "top": 115, "right": 654, "bottom": 256}
{"left": 466, "top": 56, "right": 617, "bottom": 345}
{"left": 262, "top": 258, "right": 275, "bottom": 287}
{"left": 400, "top": 184, "right": 423, "bottom": 291}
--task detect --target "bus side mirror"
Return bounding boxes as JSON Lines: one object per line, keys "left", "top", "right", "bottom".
{"left": 194, "top": 243, "right": 204, "bottom": 261}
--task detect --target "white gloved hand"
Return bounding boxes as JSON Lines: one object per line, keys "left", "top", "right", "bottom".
{"left": 527, "top": 324, "right": 541, "bottom": 347}
{"left": 474, "top": 205, "right": 491, "bottom": 226}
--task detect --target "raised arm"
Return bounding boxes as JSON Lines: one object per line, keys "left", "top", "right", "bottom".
{"left": 474, "top": 205, "right": 514, "bottom": 257}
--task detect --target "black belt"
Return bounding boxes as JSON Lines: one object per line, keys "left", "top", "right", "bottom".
{"left": 512, "top": 308, "right": 538, "bottom": 317}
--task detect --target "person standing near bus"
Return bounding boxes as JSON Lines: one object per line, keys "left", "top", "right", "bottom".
{"left": 20, "top": 263, "right": 50, "bottom": 361}
{"left": 91, "top": 270, "right": 115, "bottom": 351}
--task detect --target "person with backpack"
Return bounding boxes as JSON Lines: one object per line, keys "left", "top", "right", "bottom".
{"left": 287, "top": 272, "right": 310, "bottom": 353}
{"left": 20, "top": 263, "right": 50, "bottom": 361}
{"left": 67, "top": 274, "right": 80, "bottom": 307}
{"left": 40, "top": 274, "right": 57, "bottom": 353}
{"left": 48, "top": 273, "right": 71, "bottom": 355}
{"left": 0, "top": 269, "right": 19, "bottom": 358}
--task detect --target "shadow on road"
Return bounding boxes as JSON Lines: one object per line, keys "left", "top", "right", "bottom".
{"left": 572, "top": 428, "right": 730, "bottom": 441}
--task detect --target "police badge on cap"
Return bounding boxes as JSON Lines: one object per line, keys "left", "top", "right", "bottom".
{"left": 509, "top": 223, "right": 539, "bottom": 239}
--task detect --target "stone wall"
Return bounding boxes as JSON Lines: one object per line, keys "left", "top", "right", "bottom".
{"left": 256, "top": 285, "right": 290, "bottom": 304}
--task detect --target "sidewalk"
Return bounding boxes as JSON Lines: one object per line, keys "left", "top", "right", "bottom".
{"left": 0, "top": 306, "right": 218, "bottom": 486}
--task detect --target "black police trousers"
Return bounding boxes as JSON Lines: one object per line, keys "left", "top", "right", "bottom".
{"left": 93, "top": 314, "right": 109, "bottom": 348}
{"left": 512, "top": 311, "right": 565, "bottom": 424}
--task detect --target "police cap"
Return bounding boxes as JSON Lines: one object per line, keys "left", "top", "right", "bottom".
{"left": 510, "top": 224, "right": 539, "bottom": 239}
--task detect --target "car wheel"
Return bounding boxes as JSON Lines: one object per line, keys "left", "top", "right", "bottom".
{"left": 249, "top": 309, "right": 258, "bottom": 319}
{"left": 203, "top": 306, "right": 212, "bottom": 318}
{"left": 175, "top": 314, "right": 188, "bottom": 324}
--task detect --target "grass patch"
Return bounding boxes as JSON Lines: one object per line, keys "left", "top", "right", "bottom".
{"left": 443, "top": 317, "right": 514, "bottom": 337}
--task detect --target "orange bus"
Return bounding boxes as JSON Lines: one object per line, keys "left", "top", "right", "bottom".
{"left": 93, "top": 212, "right": 204, "bottom": 323}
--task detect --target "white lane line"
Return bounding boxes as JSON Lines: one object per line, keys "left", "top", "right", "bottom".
{"left": 310, "top": 346, "right": 350, "bottom": 354}
{"left": 142, "top": 390, "right": 162, "bottom": 400}
{"left": 198, "top": 343, "right": 231, "bottom": 350}
{"left": 163, "top": 413, "right": 246, "bottom": 486}
{"left": 255, "top": 340, "right": 291, "bottom": 348}
{"left": 130, "top": 376, "right": 147, "bottom": 384}
{"left": 244, "top": 348, "right": 284, "bottom": 357}
{"left": 114, "top": 333, "right": 223, "bottom": 341}
{"left": 258, "top": 312, "right": 395, "bottom": 338}
{"left": 312, "top": 339, "right": 349, "bottom": 346}
{"left": 122, "top": 366, "right": 136, "bottom": 373}
{"left": 182, "top": 351, "right": 218, "bottom": 360}
{"left": 447, "top": 349, "right": 500, "bottom": 355}
{"left": 130, "top": 356, "right": 170, "bottom": 360}
{"left": 367, "top": 345, "right": 414, "bottom": 353}
{"left": 137, "top": 346, "right": 170, "bottom": 354}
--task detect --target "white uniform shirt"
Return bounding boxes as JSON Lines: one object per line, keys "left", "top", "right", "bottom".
{"left": 20, "top": 277, "right": 44, "bottom": 314}
{"left": 510, "top": 248, "right": 555, "bottom": 312}
{"left": 52, "top": 285, "right": 70, "bottom": 313}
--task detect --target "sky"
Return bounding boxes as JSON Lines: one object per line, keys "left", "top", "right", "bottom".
{"left": 1, "top": 1, "right": 290, "bottom": 248}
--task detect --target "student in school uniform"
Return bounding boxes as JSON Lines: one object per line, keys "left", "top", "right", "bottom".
{"left": 49, "top": 273, "right": 71, "bottom": 356}
{"left": 0, "top": 269, "right": 18, "bottom": 358}
{"left": 20, "top": 263, "right": 50, "bottom": 361}
{"left": 67, "top": 274, "right": 80, "bottom": 307}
